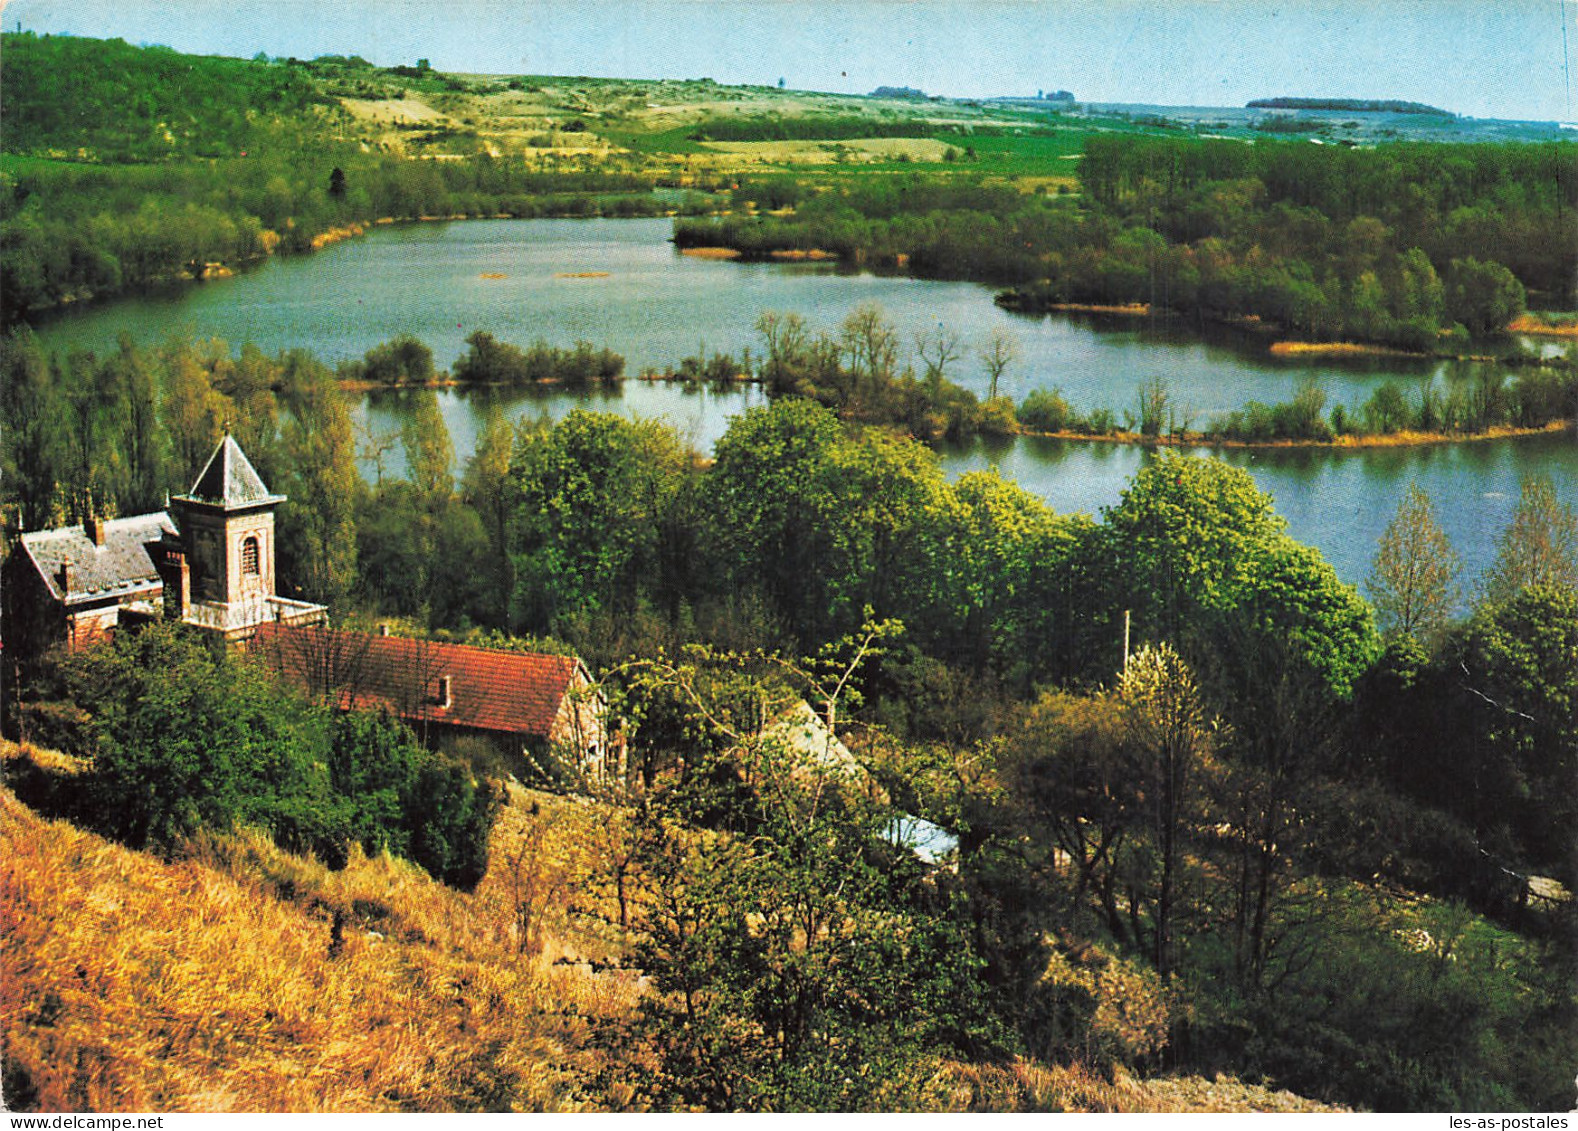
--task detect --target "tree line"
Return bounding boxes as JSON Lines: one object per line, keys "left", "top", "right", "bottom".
{"left": 0, "top": 32, "right": 714, "bottom": 326}
{"left": 676, "top": 134, "right": 1576, "bottom": 347}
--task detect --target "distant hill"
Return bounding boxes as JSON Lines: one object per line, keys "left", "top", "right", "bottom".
{"left": 1248, "top": 97, "right": 1453, "bottom": 116}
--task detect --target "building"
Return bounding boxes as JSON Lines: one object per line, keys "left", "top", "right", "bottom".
{"left": 3, "top": 433, "right": 614, "bottom": 781}
{"left": 3, "top": 435, "right": 325, "bottom": 670}
{"left": 250, "top": 621, "right": 615, "bottom": 781}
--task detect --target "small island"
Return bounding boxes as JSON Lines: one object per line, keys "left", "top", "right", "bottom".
{"left": 1247, "top": 96, "right": 1454, "bottom": 116}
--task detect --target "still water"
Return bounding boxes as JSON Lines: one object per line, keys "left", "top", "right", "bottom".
{"left": 32, "top": 217, "right": 1578, "bottom": 590}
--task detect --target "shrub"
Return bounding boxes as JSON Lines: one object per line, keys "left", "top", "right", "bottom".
{"left": 1019, "top": 388, "right": 1073, "bottom": 433}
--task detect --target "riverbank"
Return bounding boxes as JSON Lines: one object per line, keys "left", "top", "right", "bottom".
{"left": 1268, "top": 340, "right": 1426, "bottom": 359}
{"left": 1019, "top": 418, "right": 1573, "bottom": 451}
{"left": 1509, "top": 314, "right": 1578, "bottom": 338}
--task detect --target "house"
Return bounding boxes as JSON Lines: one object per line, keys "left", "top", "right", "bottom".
{"left": 3, "top": 435, "right": 325, "bottom": 670}
{"left": 250, "top": 622, "right": 615, "bottom": 781}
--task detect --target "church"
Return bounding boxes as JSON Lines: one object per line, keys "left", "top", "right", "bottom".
{"left": 3, "top": 434, "right": 327, "bottom": 662}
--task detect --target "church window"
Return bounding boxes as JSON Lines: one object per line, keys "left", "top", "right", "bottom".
{"left": 241, "top": 536, "right": 261, "bottom": 576}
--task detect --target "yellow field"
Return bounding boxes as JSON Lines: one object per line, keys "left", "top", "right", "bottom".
{"left": 700, "top": 137, "right": 955, "bottom": 164}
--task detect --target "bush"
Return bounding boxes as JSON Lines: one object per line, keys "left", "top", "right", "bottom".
{"left": 51, "top": 623, "right": 498, "bottom": 887}
{"left": 1019, "top": 388, "right": 1073, "bottom": 433}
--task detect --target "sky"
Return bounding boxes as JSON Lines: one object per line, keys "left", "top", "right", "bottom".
{"left": 6, "top": 0, "right": 1575, "bottom": 122}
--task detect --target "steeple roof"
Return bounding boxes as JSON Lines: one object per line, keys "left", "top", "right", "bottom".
{"left": 176, "top": 435, "right": 284, "bottom": 509}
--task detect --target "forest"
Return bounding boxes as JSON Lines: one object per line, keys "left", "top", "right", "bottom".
{"left": 678, "top": 136, "right": 1577, "bottom": 346}
{"left": 3, "top": 325, "right": 1576, "bottom": 1110}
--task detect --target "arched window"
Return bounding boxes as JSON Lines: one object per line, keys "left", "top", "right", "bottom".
{"left": 241, "top": 536, "right": 260, "bottom": 576}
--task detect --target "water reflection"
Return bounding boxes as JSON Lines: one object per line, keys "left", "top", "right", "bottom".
{"left": 26, "top": 216, "right": 1576, "bottom": 590}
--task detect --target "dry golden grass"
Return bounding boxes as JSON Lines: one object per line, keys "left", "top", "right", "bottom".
{"left": 0, "top": 750, "right": 637, "bottom": 1113}
{"left": 1507, "top": 313, "right": 1578, "bottom": 337}
{"left": 1269, "top": 340, "right": 1423, "bottom": 358}
{"left": 935, "top": 1061, "right": 1346, "bottom": 1113}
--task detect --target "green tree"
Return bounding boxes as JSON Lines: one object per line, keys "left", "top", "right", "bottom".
{"left": 916, "top": 470, "right": 1078, "bottom": 682}
{"left": 1449, "top": 586, "right": 1578, "bottom": 881}
{"left": 1481, "top": 475, "right": 1578, "bottom": 604}
{"left": 461, "top": 403, "right": 517, "bottom": 626}
{"left": 1118, "top": 642, "right": 1214, "bottom": 977}
{"left": 1367, "top": 484, "right": 1461, "bottom": 641}
{"left": 160, "top": 341, "right": 230, "bottom": 487}
{"left": 63, "top": 621, "right": 337, "bottom": 851}
{"left": 1444, "top": 256, "right": 1526, "bottom": 336}
{"left": 276, "top": 351, "right": 361, "bottom": 610}
{"left": 0, "top": 329, "right": 65, "bottom": 530}
{"left": 510, "top": 410, "right": 690, "bottom": 631}
{"left": 1100, "top": 452, "right": 1284, "bottom": 642}
{"left": 622, "top": 632, "right": 1004, "bottom": 1110}
{"left": 401, "top": 389, "right": 455, "bottom": 503}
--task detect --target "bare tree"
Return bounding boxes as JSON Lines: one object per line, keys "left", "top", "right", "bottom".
{"left": 979, "top": 327, "right": 1020, "bottom": 401}
{"left": 839, "top": 303, "right": 899, "bottom": 390}
{"left": 914, "top": 325, "right": 963, "bottom": 382}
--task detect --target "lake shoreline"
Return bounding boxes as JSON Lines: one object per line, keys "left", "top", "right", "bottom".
{"left": 1019, "top": 419, "right": 1574, "bottom": 451}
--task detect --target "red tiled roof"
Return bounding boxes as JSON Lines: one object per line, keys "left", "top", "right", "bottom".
{"left": 253, "top": 623, "right": 581, "bottom": 739}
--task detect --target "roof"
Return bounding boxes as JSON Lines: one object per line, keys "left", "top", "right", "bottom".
{"left": 252, "top": 623, "right": 585, "bottom": 739}
{"left": 18, "top": 512, "right": 176, "bottom": 605}
{"left": 175, "top": 435, "right": 284, "bottom": 509}
{"left": 762, "top": 700, "right": 864, "bottom": 778}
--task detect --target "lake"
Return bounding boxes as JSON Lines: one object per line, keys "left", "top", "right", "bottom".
{"left": 32, "top": 216, "right": 1578, "bottom": 593}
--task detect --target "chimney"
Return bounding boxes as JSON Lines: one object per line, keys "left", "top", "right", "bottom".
{"left": 437, "top": 674, "right": 452, "bottom": 710}
{"left": 57, "top": 559, "right": 73, "bottom": 594}
{"left": 156, "top": 542, "right": 190, "bottom": 619}
{"left": 85, "top": 515, "right": 106, "bottom": 547}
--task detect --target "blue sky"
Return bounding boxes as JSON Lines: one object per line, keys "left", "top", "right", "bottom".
{"left": 8, "top": 1, "right": 1575, "bottom": 121}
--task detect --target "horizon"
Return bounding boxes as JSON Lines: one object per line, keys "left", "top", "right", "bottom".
{"left": 6, "top": 0, "right": 1575, "bottom": 124}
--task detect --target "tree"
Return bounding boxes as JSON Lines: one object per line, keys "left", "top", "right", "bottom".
{"left": 755, "top": 310, "right": 810, "bottom": 396}
{"left": 915, "top": 470, "right": 1077, "bottom": 682}
{"left": 62, "top": 621, "right": 335, "bottom": 851}
{"left": 161, "top": 341, "right": 230, "bottom": 486}
{"left": 978, "top": 327, "right": 1019, "bottom": 402}
{"left": 704, "top": 400, "right": 948, "bottom": 646}
{"left": 461, "top": 403, "right": 517, "bottom": 627}
{"left": 275, "top": 351, "right": 360, "bottom": 610}
{"left": 914, "top": 324, "right": 963, "bottom": 382}
{"left": 1449, "top": 586, "right": 1578, "bottom": 882}
{"left": 1444, "top": 257, "right": 1525, "bottom": 336}
{"left": 0, "top": 329, "right": 65, "bottom": 531}
{"left": 1367, "top": 484, "right": 1461, "bottom": 641}
{"left": 838, "top": 303, "right": 899, "bottom": 405}
{"left": 1118, "top": 643, "right": 1213, "bottom": 977}
{"left": 1100, "top": 452, "right": 1285, "bottom": 642}
{"left": 401, "top": 389, "right": 454, "bottom": 504}
{"left": 510, "top": 410, "right": 691, "bottom": 631}
{"left": 1481, "top": 475, "right": 1578, "bottom": 604}
{"left": 620, "top": 629, "right": 1003, "bottom": 1110}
